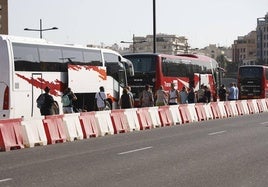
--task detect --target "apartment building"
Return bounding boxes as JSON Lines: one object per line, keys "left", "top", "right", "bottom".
{"left": 122, "top": 34, "right": 189, "bottom": 55}
{"left": 232, "top": 31, "right": 257, "bottom": 65}
{"left": 196, "top": 44, "right": 232, "bottom": 61}
{"left": 257, "top": 12, "right": 268, "bottom": 64}
{"left": 0, "top": 0, "right": 8, "bottom": 34}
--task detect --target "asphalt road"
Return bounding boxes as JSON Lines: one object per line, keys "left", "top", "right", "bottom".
{"left": 1, "top": 113, "right": 268, "bottom": 187}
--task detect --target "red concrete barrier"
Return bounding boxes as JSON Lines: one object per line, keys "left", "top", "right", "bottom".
{"left": 79, "top": 112, "right": 99, "bottom": 138}
{"left": 256, "top": 99, "right": 264, "bottom": 113}
{"left": 235, "top": 100, "right": 244, "bottom": 115}
{"left": 179, "top": 104, "right": 192, "bottom": 124}
{"left": 136, "top": 108, "right": 153, "bottom": 130}
{"left": 210, "top": 102, "right": 221, "bottom": 119}
{"left": 246, "top": 100, "right": 255, "bottom": 114}
{"left": 195, "top": 103, "right": 207, "bottom": 121}
{"left": 43, "top": 115, "right": 67, "bottom": 144}
{"left": 224, "top": 101, "right": 234, "bottom": 117}
{"left": 110, "top": 109, "right": 130, "bottom": 134}
{"left": 158, "top": 106, "right": 173, "bottom": 126}
{"left": 0, "top": 118, "right": 24, "bottom": 151}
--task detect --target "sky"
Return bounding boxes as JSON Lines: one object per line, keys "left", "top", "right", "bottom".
{"left": 8, "top": 0, "right": 268, "bottom": 49}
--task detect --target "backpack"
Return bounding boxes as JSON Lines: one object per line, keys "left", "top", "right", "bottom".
{"left": 36, "top": 94, "right": 45, "bottom": 109}
{"left": 62, "top": 94, "right": 71, "bottom": 106}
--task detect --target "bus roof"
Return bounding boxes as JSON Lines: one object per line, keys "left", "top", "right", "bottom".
{"left": 0, "top": 34, "right": 100, "bottom": 51}
{"left": 123, "top": 52, "right": 217, "bottom": 64}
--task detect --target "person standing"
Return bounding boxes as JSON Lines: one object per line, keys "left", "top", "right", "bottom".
{"left": 219, "top": 84, "right": 227, "bottom": 101}
{"left": 119, "top": 88, "right": 133, "bottom": 109}
{"left": 187, "top": 87, "right": 195, "bottom": 104}
{"left": 62, "top": 87, "right": 77, "bottom": 114}
{"left": 197, "top": 84, "right": 205, "bottom": 103}
{"left": 139, "top": 84, "right": 154, "bottom": 107}
{"left": 179, "top": 86, "right": 188, "bottom": 104}
{"left": 95, "top": 86, "right": 107, "bottom": 111}
{"left": 126, "top": 86, "right": 134, "bottom": 107}
{"left": 234, "top": 83, "right": 239, "bottom": 100}
{"left": 155, "top": 85, "right": 168, "bottom": 106}
{"left": 204, "top": 85, "right": 211, "bottom": 103}
{"left": 228, "top": 83, "right": 236, "bottom": 100}
{"left": 168, "top": 83, "right": 180, "bottom": 105}
{"left": 37, "top": 86, "right": 55, "bottom": 116}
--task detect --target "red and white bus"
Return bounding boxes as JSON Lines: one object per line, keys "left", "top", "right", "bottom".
{"left": 123, "top": 53, "right": 219, "bottom": 106}
{"left": 238, "top": 65, "right": 268, "bottom": 99}
{"left": 0, "top": 35, "right": 133, "bottom": 119}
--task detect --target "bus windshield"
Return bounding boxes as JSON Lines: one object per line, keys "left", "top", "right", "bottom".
{"left": 239, "top": 67, "right": 263, "bottom": 78}
{"left": 124, "top": 55, "right": 156, "bottom": 73}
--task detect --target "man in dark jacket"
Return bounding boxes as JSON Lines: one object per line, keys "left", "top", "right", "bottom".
{"left": 37, "top": 86, "right": 55, "bottom": 116}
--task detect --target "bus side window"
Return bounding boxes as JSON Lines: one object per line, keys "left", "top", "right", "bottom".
{"left": 13, "top": 43, "right": 39, "bottom": 71}
{"left": 39, "top": 46, "right": 63, "bottom": 72}
{"left": 83, "top": 50, "right": 103, "bottom": 66}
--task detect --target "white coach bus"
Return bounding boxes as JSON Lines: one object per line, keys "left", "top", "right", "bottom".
{"left": 0, "top": 35, "right": 133, "bottom": 119}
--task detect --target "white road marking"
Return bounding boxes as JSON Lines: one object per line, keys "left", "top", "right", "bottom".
{"left": 260, "top": 121, "right": 268, "bottom": 125}
{"left": 118, "top": 146, "right": 153, "bottom": 155}
{"left": 208, "top": 130, "right": 226, "bottom": 136}
{"left": 0, "top": 178, "right": 12, "bottom": 183}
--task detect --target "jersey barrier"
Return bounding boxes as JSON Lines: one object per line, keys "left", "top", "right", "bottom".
{"left": 0, "top": 99, "right": 268, "bottom": 151}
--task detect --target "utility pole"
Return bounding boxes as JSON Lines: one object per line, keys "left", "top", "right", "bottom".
{"left": 153, "top": 0, "right": 156, "bottom": 53}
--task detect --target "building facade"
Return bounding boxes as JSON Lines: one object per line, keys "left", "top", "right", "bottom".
{"left": 256, "top": 13, "right": 268, "bottom": 65}
{"left": 232, "top": 31, "right": 257, "bottom": 65}
{"left": 195, "top": 44, "right": 232, "bottom": 61}
{"left": 0, "top": 0, "right": 8, "bottom": 34}
{"left": 122, "top": 34, "right": 189, "bottom": 55}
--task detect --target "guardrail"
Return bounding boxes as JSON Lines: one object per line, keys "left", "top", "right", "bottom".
{"left": 0, "top": 99, "right": 267, "bottom": 151}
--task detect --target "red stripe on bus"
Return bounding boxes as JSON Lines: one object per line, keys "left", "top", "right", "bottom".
{"left": 15, "top": 73, "right": 66, "bottom": 96}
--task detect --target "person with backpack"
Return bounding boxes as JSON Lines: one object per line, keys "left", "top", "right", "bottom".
{"left": 95, "top": 86, "right": 109, "bottom": 111}
{"left": 36, "top": 86, "right": 55, "bottom": 116}
{"left": 62, "top": 87, "right": 77, "bottom": 114}
{"left": 119, "top": 88, "right": 133, "bottom": 109}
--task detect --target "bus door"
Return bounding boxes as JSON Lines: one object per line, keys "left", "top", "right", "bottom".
{"left": 32, "top": 73, "right": 43, "bottom": 117}
{"left": 194, "top": 73, "right": 211, "bottom": 89}
{"left": 68, "top": 64, "right": 107, "bottom": 111}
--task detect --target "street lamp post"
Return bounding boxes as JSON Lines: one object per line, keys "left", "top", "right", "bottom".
{"left": 153, "top": 0, "right": 156, "bottom": 53}
{"left": 24, "top": 19, "right": 58, "bottom": 39}
{"left": 121, "top": 34, "right": 146, "bottom": 53}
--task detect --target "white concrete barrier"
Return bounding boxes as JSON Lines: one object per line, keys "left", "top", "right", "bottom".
{"left": 187, "top": 103, "right": 198, "bottom": 122}
{"left": 229, "top": 101, "right": 239, "bottom": 116}
{"left": 240, "top": 100, "right": 250, "bottom": 115}
{"left": 251, "top": 99, "right": 260, "bottom": 113}
{"left": 148, "top": 107, "right": 162, "bottom": 128}
{"left": 169, "top": 105, "right": 182, "bottom": 125}
{"left": 218, "top": 101, "right": 227, "bottom": 118}
{"left": 63, "top": 113, "right": 83, "bottom": 141}
{"left": 260, "top": 99, "right": 268, "bottom": 112}
{"left": 124, "top": 108, "right": 140, "bottom": 131}
{"left": 95, "top": 110, "right": 114, "bottom": 136}
{"left": 21, "top": 116, "right": 47, "bottom": 148}
{"left": 203, "top": 103, "right": 213, "bottom": 120}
